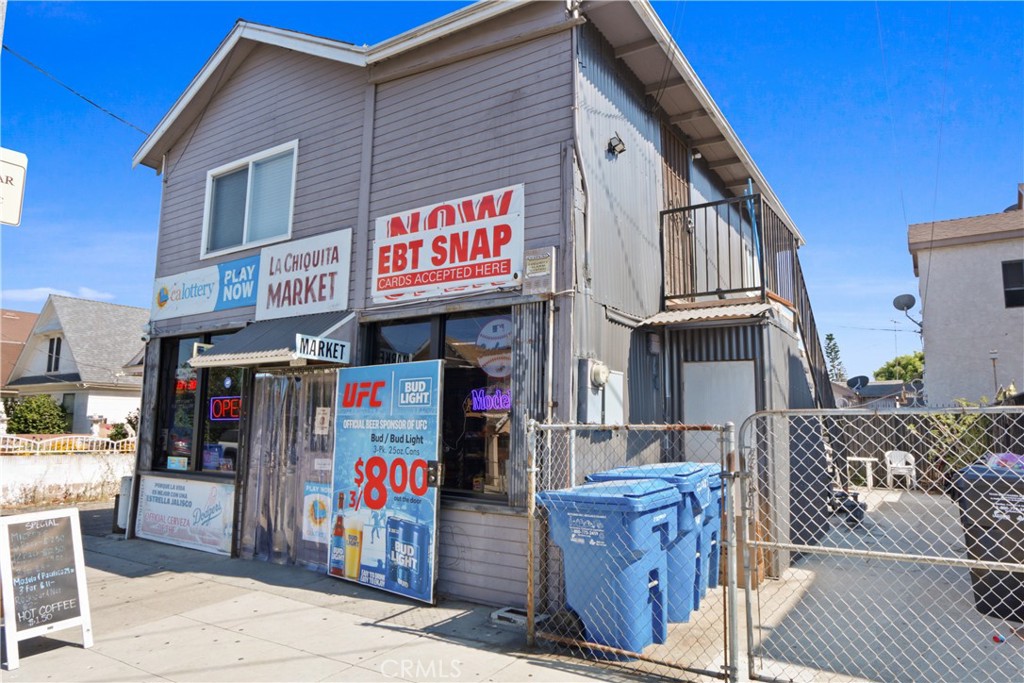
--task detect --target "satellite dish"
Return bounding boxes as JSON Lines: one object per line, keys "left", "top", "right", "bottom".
{"left": 847, "top": 375, "right": 870, "bottom": 391}
{"left": 893, "top": 294, "right": 917, "bottom": 312}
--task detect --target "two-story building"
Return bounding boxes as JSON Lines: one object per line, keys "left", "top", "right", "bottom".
{"left": 129, "top": 0, "right": 832, "bottom": 607}
{"left": 909, "top": 184, "right": 1024, "bottom": 407}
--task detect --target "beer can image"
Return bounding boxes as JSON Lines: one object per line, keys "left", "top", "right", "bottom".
{"left": 385, "top": 515, "right": 429, "bottom": 596}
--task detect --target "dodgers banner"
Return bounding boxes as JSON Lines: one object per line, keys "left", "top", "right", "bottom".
{"left": 151, "top": 255, "right": 260, "bottom": 321}
{"left": 328, "top": 360, "right": 443, "bottom": 604}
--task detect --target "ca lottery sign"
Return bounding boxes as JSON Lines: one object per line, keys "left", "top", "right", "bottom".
{"left": 372, "top": 185, "right": 524, "bottom": 303}
{"left": 151, "top": 256, "right": 259, "bottom": 321}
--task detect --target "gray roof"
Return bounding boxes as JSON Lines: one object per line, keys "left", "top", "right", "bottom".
{"left": 643, "top": 303, "right": 773, "bottom": 327}
{"left": 46, "top": 296, "right": 149, "bottom": 386}
{"left": 189, "top": 311, "right": 354, "bottom": 368}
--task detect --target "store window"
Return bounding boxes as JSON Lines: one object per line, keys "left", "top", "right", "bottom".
{"left": 155, "top": 334, "right": 244, "bottom": 473}
{"left": 372, "top": 309, "right": 513, "bottom": 499}
{"left": 203, "top": 140, "right": 297, "bottom": 256}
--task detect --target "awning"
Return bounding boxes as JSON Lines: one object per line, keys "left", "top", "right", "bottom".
{"left": 643, "top": 303, "right": 773, "bottom": 327}
{"left": 189, "top": 311, "right": 356, "bottom": 368}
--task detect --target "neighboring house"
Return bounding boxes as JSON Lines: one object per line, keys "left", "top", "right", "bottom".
{"left": 1, "top": 308, "right": 38, "bottom": 397}
{"left": 129, "top": 1, "right": 833, "bottom": 606}
{"left": 6, "top": 296, "right": 148, "bottom": 433}
{"left": 909, "top": 184, "right": 1024, "bottom": 407}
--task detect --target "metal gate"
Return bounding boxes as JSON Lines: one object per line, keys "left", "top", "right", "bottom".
{"left": 740, "top": 407, "right": 1024, "bottom": 683}
{"left": 526, "top": 421, "right": 739, "bottom": 681}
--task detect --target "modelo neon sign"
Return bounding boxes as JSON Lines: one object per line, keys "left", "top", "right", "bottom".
{"left": 209, "top": 396, "right": 242, "bottom": 421}
{"left": 470, "top": 387, "right": 511, "bottom": 411}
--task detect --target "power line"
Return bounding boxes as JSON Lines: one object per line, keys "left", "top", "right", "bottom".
{"left": 2, "top": 43, "right": 150, "bottom": 136}
{"left": 920, "top": 2, "right": 954, "bottom": 313}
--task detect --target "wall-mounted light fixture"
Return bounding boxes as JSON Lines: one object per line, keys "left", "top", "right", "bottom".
{"left": 607, "top": 132, "right": 626, "bottom": 155}
{"left": 692, "top": 149, "right": 703, "bottom": 160}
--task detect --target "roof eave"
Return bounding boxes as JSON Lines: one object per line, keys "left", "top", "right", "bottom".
{"left": 628, "top": 0, "right": 805, "bottom": 246}
{"left": 367, "top": 0, "right": 523, "bottom": 64}
{"left": 133, "top": 21, "right": 368, "bottom": 170}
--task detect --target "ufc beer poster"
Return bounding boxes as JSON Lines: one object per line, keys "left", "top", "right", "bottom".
{"left": 328, "top": 360, "right": 443, "bottom": 604}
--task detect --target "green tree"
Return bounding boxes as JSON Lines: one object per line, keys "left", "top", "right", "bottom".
{"left": 874, "top": 351, "right": 924, "bottom": 381}
{"left": 824, "top": 333, "right": 847, "bottom": 382}
{"left": 5, "top": 395, "right": 71, "bottom": 434}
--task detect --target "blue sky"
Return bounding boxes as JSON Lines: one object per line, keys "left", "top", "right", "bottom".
{"left": 1, "top": 1, "right": 1021, "bottom": 377}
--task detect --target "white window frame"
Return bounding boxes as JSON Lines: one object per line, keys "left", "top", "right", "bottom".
{"left": 46, "top": 336, "right": 62, "bottom": 374}
{"left": 200, "top": 140, "right": 299, "bottom": 259}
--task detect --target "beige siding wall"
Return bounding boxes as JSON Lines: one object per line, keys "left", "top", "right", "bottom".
{"left": 153, "top": 44, "right": 368, "bottom": 335}
{"left": 437, "top": 506, "right": 528, "bottom": 607}
{"left": 365, "top": 31, "right": 574, "bottom": 309}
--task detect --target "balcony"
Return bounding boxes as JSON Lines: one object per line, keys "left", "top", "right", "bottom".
{"left": 661, "top": 194, "right": 834, "bottom": 408}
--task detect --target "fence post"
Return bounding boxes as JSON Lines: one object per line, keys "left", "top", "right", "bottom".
{"left": 725, "top": 422, "right": 739, "bottom": 683}
{"left": 526, "top": 419, "right": 538, "bottom": 648}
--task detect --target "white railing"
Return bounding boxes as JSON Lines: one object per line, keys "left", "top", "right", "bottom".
{"left": 0, "top": 435, "right": 137, "bottom": 455}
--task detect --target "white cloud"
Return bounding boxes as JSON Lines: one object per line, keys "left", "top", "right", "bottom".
{"left": 2, "top": 286, "right": 116, "bottom": 304}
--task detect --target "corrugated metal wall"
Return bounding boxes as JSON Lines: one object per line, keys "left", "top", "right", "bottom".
{"left": 509, "top": 301, "right": 548, "bottom": 508}
{"left": 665, "top": 323, "right": 766, "bottom": 422}
{"left": 576, "top": 23, "right": 663, "bottom": 316}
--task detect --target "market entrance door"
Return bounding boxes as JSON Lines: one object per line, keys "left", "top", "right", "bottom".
{"left": 239, "top": 369, "right": 337, "bottom": 569}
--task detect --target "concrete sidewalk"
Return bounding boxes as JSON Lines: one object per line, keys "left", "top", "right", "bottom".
{"left": 1, "top": 504, "right": 629, "bottom": 683}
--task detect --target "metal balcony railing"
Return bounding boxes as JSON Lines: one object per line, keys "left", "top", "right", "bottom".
{"left": 661, "top": 194, "right": 834, "bottom": 408}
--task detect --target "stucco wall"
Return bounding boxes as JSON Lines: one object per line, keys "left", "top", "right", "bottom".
{"left": 917, "top": 238, "right": 1024, "bottom": 406}
{"left": 1, "top": 452, "right": 134, "bottom": 507}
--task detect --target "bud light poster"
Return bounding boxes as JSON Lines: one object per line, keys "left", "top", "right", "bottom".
{"left": 328, "top": 360, "right": 442, "bottom": 604}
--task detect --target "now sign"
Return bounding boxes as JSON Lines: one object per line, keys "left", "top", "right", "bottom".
{"left": 371, "top": 185, "right": 525, "bottom": 304}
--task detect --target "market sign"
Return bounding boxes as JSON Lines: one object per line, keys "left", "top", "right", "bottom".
{"left": 151, "top": 255, "right": 259, "bottom": 321}
{"left": 256, "top": 229, "right": 352, "bottom": 321}
{"left": 371, "top": 185, "right": 524, "bottom": 304}
{"left": 295, "top": 334, "right": 350, "bottom": 364}
{"left": 328, "top": 360, "right": 443, "bottom": 604}
{"left": 0, "top": 147, "right": 28, "bottom": 227}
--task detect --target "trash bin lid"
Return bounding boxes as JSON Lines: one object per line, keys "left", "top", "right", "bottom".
{"left": 537, "top": 480, "right": 681, "bottom": 513}
{"left": 587, "top": 464, "right": 711, "bottom": 508}
{"left": 696, "top": 463, "right": 725, "bottom": 490}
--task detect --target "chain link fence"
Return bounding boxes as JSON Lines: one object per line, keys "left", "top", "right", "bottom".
{"left": 741, "top": 407, "right": 1024, "bottom": 683}
{"left": 526, "top": 421, "right": 737, "bottom": 681}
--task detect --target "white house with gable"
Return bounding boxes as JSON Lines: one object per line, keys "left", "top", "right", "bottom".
{"left": 6, "top": 295, "right": 149, "bottom": 433}
{"left": 908, "top": 184, "right": 1024, "bottom": 406}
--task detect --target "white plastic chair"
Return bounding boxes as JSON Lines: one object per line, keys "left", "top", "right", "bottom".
{"left": 884, "top": 450, "right": 917, "bottom": 489}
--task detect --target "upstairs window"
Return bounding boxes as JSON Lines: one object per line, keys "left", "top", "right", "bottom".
{"left": 1003, "top": 260, "right": 1024, "bottom": 308}
{"left": 203, "top": 141, "right": 297, "bottom": 256}
{"left": 46, "top": 337, "right": 62, "bottom": 373}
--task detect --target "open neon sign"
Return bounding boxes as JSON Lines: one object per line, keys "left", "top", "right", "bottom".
{"left": 209, "top": 396, "right": 241, "bottom": 421}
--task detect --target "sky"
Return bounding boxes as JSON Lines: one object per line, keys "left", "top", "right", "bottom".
{"left": 1, "top": 1, "right": 1021, "bottom": 378}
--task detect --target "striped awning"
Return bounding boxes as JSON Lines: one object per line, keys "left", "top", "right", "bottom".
{"left": 188, "top": 311, "right": 355, "bottom": 368}
{"left": 643, "top": 303, "right": 773, "bottom": 327}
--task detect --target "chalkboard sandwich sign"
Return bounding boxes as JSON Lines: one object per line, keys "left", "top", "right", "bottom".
{"left": 1, "top": 508, "right": 93, "bottom": 670}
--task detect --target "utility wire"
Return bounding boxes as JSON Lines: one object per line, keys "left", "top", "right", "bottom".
{"left": 872, "top": 4, "right": 911, "bottom": 237}
{"left": 919, "top": 2, "right": 954, "bottom": 314}
{"left": 2, "top": 43, "right": 150, "bottom": 136}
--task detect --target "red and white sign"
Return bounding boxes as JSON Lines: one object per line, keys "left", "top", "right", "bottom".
{"left": 372, "top": 185, "right": 524, "bottom": 303}
{"left": 256, "top": 229, "right": 352, "bottom": 321}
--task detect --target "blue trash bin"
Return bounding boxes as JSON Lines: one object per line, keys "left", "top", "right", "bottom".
{"left": 695, "top": 464, "right": 724, "bottom": 609}
{"left": 537, "top": 480, "right": 680, "bottom": 655}
{"left": 587, "top": 463, "right": 710, "bottom": 622}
